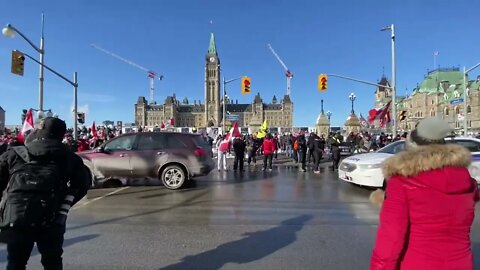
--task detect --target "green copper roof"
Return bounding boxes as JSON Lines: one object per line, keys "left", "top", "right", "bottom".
{"left": 416, "top": 68, "right": 463, "bottom": 94}
{"left": 208, "top": 33, "right": 217, "bottom": 55}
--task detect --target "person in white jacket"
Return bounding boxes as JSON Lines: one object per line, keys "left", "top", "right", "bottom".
{"left": 216, "top": 135, "right": 229, "bottom": 171}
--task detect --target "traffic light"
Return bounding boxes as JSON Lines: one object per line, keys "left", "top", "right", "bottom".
{"left": 399, "top": 110, "right": 407, "bottom": 121}
{"left": 11, "top": 50, "right": 25, "bottom": 76}
{"left": 241, "top": 76, "right": 251, "bottom": 94}
{"left": 318, "top": 74, "right": 328, "bottom": 91}
{"left": 77, "top": 113, "right": 85, "bottom": 124}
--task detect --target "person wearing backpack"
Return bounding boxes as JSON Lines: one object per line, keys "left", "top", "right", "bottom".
{"left": 0, "top": 117, "right": 90, "bottom": 270}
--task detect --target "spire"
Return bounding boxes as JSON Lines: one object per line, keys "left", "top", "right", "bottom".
{"left": 208, "top": 33, "right": 217, "bottom": 55}
{"left": 321, "top": 99, "right": 324, "bottom": 114}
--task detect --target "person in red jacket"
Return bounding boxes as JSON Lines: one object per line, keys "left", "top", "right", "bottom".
{"left": 262, "top": 133, "right": 275, "bottom": 171}
{"left": 370, "top": 117, "right": 479, "bottom": 270}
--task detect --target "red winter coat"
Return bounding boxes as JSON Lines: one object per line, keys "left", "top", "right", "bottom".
{"left": 371, "top": 144, "right": 479, "bottom": 270}
{"left": 262, "top": 139, "right": 275, "bottom": 155}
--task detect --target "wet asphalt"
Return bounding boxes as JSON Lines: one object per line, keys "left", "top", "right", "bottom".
{"left": 0, "top": 160, "right": 479, "bottom": 270}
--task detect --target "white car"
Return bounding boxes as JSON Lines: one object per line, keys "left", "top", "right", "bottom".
{"left": 338, "top": 137, "right": 480, "bottom": 188}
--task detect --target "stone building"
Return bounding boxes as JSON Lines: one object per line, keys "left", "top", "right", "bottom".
{"left": 135, "top": 33, "right": 293, "bottom": 130}
{"left": 374, "top": 67, "right": 480, "bottom": 133}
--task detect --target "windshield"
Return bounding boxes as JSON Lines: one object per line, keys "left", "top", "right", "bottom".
{"left": 377, "top": 141, "right": 406, "bottom": 154}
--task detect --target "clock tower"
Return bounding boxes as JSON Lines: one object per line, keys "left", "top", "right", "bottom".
{"left": 205, "top": 33, "right": 221, "bottom": 127}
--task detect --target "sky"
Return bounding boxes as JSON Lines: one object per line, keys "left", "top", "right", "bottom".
{"left": 0, "top": 0, "right": 479, "bottom": 127}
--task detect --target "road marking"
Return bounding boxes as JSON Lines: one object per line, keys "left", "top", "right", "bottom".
{"left": 72, "top": 187, "right": 130, "bottom": 210}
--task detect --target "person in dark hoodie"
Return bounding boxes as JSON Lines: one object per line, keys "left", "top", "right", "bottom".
{"left": 0, "top": 117, "right": 90, "bottom": 270}
{"left": 370, "top": 117, "right": 479, "bottom": 270}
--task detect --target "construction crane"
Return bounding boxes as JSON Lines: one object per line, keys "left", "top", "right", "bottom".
{"left": 268, "top": 44, "right": 293, "bottom": 96}
{"left": 91, "top": 44, "right": 164, "bottom": 103}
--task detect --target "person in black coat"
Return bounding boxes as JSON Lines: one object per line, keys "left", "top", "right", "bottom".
{"left": 0, "top": 117, "right": 90, "bottom": 269}
{"left": 329, "top": 133, "right": 342, "bottom": 171}
{"left": 313, "top": 134, "right": 326, "bottom": 173}
{"left": 296, "top": 133, "right": 308, "bottom": 172}
{"left": 232, "top": 136, "right": 246, "bottom": 171}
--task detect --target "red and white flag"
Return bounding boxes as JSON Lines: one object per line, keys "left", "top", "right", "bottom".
{"left": 368, "top": 101, "right": 392, "bottom": 127}
{"left": 17, "top": 109, "right": 34, "bottom": 143}
{"left": 160, "top": 122, "right": 165, "bottom": 129}
{"left": 91, "top": 121, "right": 98, "bottom": 139}
{"left": 359, "top": 114, "right": 369, "bottom": 128}
{"left": 219, "top": 122, "right": 241, "bottom": 152}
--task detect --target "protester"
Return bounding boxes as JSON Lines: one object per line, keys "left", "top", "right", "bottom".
{"left": 261, "top": 133, "right": 275, "bottom": 171}
{"left": 232, "top": 135, "right": 246, "bottom": 171}
{"left": 296, "top": 132, "right": 307, "bottom": 172}
{"left": 0, "top": 117, "right": 90, "bottom": 269}
{"left": 216, "top": 135, "right": 229, "bottom": 171}
{"left": 370, "top": 117, "right": 479, "bottom": 270}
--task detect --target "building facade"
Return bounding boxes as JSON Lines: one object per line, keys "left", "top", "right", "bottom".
{"left": 374, "top": 68, "right": 480, "bottom": 133}
{"left": 135, "top": 33, "right": 293, "bottom": 130}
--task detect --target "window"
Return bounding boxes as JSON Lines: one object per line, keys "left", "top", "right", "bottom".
{"left": 137, "top": 133, "right": 167, "bottom": 150}
{"left": 467, "top": 106, "right": 472, "bottom": 114}
{"left": 377, "top": 141, "right": 406, "bottom": 154}
{"left": 445, "top": 108, "right": 449, "bottom": 116}
{"left": 104, "top": 135, "right": 136, "bottom": 151}
{"left": 448, "top": 139, "right": 480, "bottom": 152}
{"left": 455, "top": 107, "right": 460, "bottom": 115}
{"left": 166, "top": 134, "right": 187, "bottom": 148}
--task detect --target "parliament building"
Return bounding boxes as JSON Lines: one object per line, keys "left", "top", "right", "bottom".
{"left": 135, "top": 33, "right": 293, "bottom": 131}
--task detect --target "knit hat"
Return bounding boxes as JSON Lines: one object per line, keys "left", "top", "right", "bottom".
{"left": 407, "top": 117, "right": 452, "bottom": 147}
{"left": 36, "top": 117, "right": 67, "bottom": 141}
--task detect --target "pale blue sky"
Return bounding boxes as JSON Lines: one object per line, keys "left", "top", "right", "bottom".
{"left": 0, "top": 0, "right": 479, "bottom": 127}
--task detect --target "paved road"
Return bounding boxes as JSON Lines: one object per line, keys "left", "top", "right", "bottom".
{"left": 0, "top": 164, "right": 479, "bottom": 269}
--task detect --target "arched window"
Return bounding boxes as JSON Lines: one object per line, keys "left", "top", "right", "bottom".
{"left": 455, "top": 107, "right": 460, "bottom": 115}
{"left": 430, "top": 110, "right": 435, "bottom": 117}
{"left": 445, "top": 108, "right": 449, "bottom": 116}
{"left": 467, "top": 106, "right": 472, "bottom": 114}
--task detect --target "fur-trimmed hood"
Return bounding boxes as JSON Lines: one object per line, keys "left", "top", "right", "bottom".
{"left": 370, "top": 144, "right": 473, "bottom": 206}
{"left": 383, "top": 143, "right": 471, "bottom": 179}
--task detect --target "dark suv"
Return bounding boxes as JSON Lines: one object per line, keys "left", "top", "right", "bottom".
{"left": 77, "top": 132, "right": 214, "bottom": 190}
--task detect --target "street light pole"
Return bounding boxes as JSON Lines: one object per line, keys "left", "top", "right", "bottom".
{"left": 222, "top": 76, "right": 243, "bottom": 135}
{"left": 349, "top": 93, "right": 356, "bottom": 114}
{"left": 2, "top": 13, "right": 46, "bottom": 111}
{"left": 463, "top": 62, "right": 480, "bottom": 135}
{"left": 382, "top": 24, "right": 397, "bottom": 138}
{"left": 38, "top": 13, "right": 45, "bottom": 111}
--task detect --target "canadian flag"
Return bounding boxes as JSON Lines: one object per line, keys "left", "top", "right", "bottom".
{"left": 17, "top": 109, "right": 34, "bottom": 143}
{"left": 160, "top": 122, "right": 165, "bottom": 129}
{"left": 169, "top": 118, "right": 175, "bottom": 127}
{"left": 368, "top": 101, "right": 392, "bottom": 127}
{"left": 359, "top": 114, "right": 369, "bottom": 128}
{"left": 219, "top": 122, "right": 241, "bottom": 152}
{"left": 91, "top": 121, "right": 98, "bottom": 139}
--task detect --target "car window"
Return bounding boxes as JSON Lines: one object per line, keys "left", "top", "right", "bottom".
{"left": 377, "top": 141, "right": 405, "bottom": 154}
{"left": 166, "top": 134, "right": 187, "bottom": 149}
{"left": 104, "top": 135, "right": 136, "bottom": 151}
{"left": 137, "top": 133, "right": 167, "bottom": 150}
{"left": 448, "top": 139, "right": 480, "bottom": 152}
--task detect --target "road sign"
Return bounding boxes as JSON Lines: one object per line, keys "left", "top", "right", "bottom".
{"left": 226, "top": 115, "right": 240, "bottom": 121}
{"left": 450, "top": 98, "right": 464, "bottom": 105}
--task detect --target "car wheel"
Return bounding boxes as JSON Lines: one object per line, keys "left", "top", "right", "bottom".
{"left": 161, "top": 165, "right": 186, "bottom": 190}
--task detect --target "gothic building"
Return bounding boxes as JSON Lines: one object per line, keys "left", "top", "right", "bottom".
{"left": 135, "top": 33, "right": 293, "bottom": 130}
{"left": 374, "top": 67, "right": 480, "bottom": 133}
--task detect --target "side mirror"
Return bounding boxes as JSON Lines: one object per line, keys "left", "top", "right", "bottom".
{"left": 95, "top": 147, "right": 105, "bottom": 153}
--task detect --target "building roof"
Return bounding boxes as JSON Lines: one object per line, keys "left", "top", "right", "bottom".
{"left": 208, "top": 33, "right": 217, "bottom": 55}
{"left": 0, "top": 106, "right": 4, "bottom": 112}
{"left": 137, "top": 96, "right": 147, "bottom": 104}
{"left": 415, "top": 68, "right": 463, "bottom": 94}
{"left": 377, "top": 76, "right": 391, "bottom": 93}
{"left": 265, "top": 104, "right": 283, "bottom": 110}
{"left": 177, "top": 105, "right": 205, "bottom": 113}
{"left": 226, "top": 104, "right": 252, "bottom": 112}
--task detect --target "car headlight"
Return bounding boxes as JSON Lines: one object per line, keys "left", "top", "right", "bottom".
{"left": 358, "top": 163, "right": 383, "bottom": 169}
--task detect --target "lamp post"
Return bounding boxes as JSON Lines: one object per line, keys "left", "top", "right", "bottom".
{"left": 326, "top": 111, "right": 332, "bottom": 132}
{"left": 463, "top": 62, "right": 480, "bottom": 135}
{"left": 222, "top": 76, "right": 242, "bottom": 134}
{"left": 349, "top": 93, "right": 356, "bottom": 114}
{"left": 381, "top": 24, "right": 397, "bottom": 138}
{"left": 2, "top": 13, "right": 45, "bottom": 111}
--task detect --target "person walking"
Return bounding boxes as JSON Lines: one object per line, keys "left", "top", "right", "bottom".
{"left": 307, "top": 133, "right": 315, "bottom": 164}
{"left": 0, "top": 117, "right": 90, "bottom": 270}
{"left": 216, "top": 135, "right": 229, "bottom": 171}
{"left": 296, "top": 132, "right": 307, "bottom": 172}
{"left": 329, "top": 133, "right": 342, "bottom": 171}
{"left": 370, "top": 117, "right": 479, "bottom": 270}
{"left": 232, "top": 136, "right": 246, "bottom": 171}
{"left": 313, "top": 134, "right": 325, "bottom": 174}
{"left": 261, "top": 134, "right": 275, "bottom": 171}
